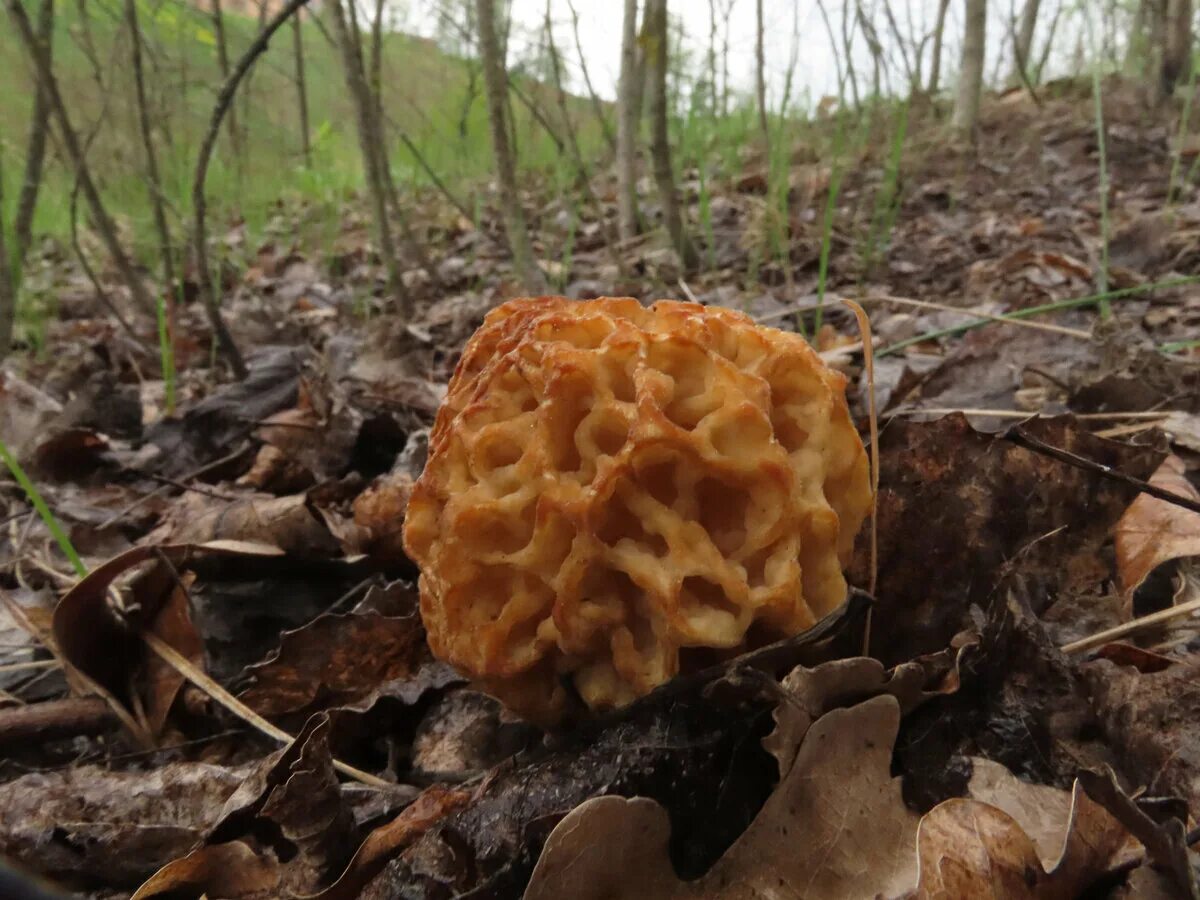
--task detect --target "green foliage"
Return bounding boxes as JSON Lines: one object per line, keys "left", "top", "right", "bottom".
{"left": 0, "top": 437, "right": 87, "bottom": 577}
{"left": 0, "top": 0, "right": 605, "bottom": 263}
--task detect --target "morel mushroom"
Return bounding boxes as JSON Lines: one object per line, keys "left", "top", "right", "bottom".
{"left": 403, "top": 297, "right": 871, "bottom": 722}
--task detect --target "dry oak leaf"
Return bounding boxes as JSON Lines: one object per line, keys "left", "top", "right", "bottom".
{"left": 914, "top": 768, "right": 1139, "bottom": 899}
{"left": 523, "top": 695, "right": 921, "bottom": 900}
{"left": 1114, "top": 454, "right": 1200, "bottom": 612}
{"left": 130, "top": 841, "right": 281, "bottom": 900}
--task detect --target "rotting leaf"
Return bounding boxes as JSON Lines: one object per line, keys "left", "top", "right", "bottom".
{"left": 308, "top": 784, "right": 472, "bottom": 900}
{"left": 239, "top": 607, "right": 461, "bottom": 721}
{"left": 524, "top": 696, "right": 922, "bottom": 900}
{"left": 1114, "top": 454, "right": 1200, "bottom": 614}
{"left": 131, "top": 841, "right": 282, "bottom": 900}
{"left": 851, "top": 414, "right": 1162, "bottom": 662}
{"left": 139, "top": 715, "right": 370, "bottom": 898}
{"left": 0, "top": 761, "right": 250, "bottom": 889}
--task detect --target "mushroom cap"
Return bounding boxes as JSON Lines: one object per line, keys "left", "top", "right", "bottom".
{"left": 404, "top": 297, "right": 871, "bottom": 723}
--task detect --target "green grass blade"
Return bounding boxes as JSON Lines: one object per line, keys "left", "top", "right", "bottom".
{"left": 0, "top": 438, "right": 87, "bottom": 577}
{"left": 157, "top": 288, "right": 176, "bottom": 413}
{"left": 1087, "top": 10, "right": 1111, "bottom": 314}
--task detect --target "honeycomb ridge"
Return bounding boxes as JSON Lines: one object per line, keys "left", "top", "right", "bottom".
{"left": 403, "top": 297, "right": 871, "bottom": 721}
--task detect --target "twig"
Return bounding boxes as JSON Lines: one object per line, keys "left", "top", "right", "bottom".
{"left": 146, "top": 552, "right": 388, "bottom": 786}
{"left": 1061, "top": 597, "right": 1200, "bottom": 654}
{"left": 139, "top": 630, "right": 387, "bottom": 787}
{"left": 99, "top": 442, "right": 251, "bottom": 530}
{"left": 0, "top": 696, "right": 117, "bottom": 747}
{"left": 866, "top": 293, "right": 1090, "bottom": 338}
{"left": 1005, "top": 426, "right": 1200, "bottom": 516}
{"left": 192, "top": 0, "right": 318, "bottom": 377}
{"left": 887, "top": 408, "right": 1181, "bottom": 421}
{"left": 0, "top": 658, "right": 60, "bottom": 673}
{"left": 0, "top": 588, "right": 154, "bottom": 747}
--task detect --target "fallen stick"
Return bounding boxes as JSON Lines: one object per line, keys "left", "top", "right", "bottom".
{"left": 1061, "top": 597, "right": 1200, "bottom": 654}
{"left": 0, "top": 696, "right": 116, "bottom": 747}
{"left": 1005, "top": 426, "right": 1200, "bottom": 516}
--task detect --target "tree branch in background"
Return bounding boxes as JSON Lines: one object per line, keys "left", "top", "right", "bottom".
{"left": 192, "top": 0, "right": 319, "bottom": 378}
{"left": 126, "top": 0, "right": 178, "bottom": 410}
{"left": 366, "top": 0, "right": 439, "bottom": 290}
{"left": 1010, "top": 0, "right": 1041, "bottom": 86}
{"left": 291, "top": 12, "right": 312, "bottom": 168}
{"left": 1006, "top": 10, "right": 1043, "bottom": 106}
{"left": 68, "top": 168, "right": 144, "bottom": 347}
{"left": 565, "top": 0, "right": 616, "bottom": 153}
{"left": 209, "top": 0, "right": 244, "bottom": 165}
{"left": 6, "top": 0, "right": 157, "bottom": 320}
{"left": 476, "top": 0, "right": 545, "bottom": 293}
{"left": 615, "top": 0, "right": 641, "bottom": 241}
{"left": 328, "top": 0, "right": 410, "bottom": 317}
{"left": 544, "top": 1, "right": 626, "bottom": 275}
{"left": 14, "top": 0, "right": 54, "bottom": 265}
{"left": 754, "top": 0, "right": 768, "bottom": 144}
{"left": 926, "top": 0, "right": 951, "bottom": 94}
{"left": 643, "top": 0, "right": 697, "bottom": 271}
{"left": 880, "top": 0, "right": 916, "bottom": 95}
{"left": 0, "top": 153, "right": 14, "bottom": 360}
{"left": 397, "top": 133, "right": 473, "bottom": 222}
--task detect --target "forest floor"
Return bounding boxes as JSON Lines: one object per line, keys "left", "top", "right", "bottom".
{"left": 1, "top": 79, "right": 1199, "bottom": 899}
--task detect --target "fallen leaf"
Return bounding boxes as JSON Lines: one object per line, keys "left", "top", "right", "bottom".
{"left": 131, "top": 841, "right": 281, "bottom": 900}
{"left": 525, "top": 696, "right": 922, "bottom": 900}
{"left": 309, "top": 785, "right": 472, "bottom": 900}
{"left": 52, "top": 542, "right": 284, "bottom": 740}
{"left": 0, "top": 761, "right": 249, "bottom": 889}
{"left": 1114, "top": 455, "right": 1200, "bottom": 614}
{"left": 851, "top": 415, "right": 1162, "bottom": 662}
{"left": 239, "top": 607, "right": 461, "bottom": 721}
{"left": 149, "top": 492, "right": 343, "bottom": 557}
{"left": 914, "top": 778, "right": 1134, "bottom": 898}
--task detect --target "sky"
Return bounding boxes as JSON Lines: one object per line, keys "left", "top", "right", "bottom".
{"left": 393, "top": 1, "right": 1097, "bottom": 114}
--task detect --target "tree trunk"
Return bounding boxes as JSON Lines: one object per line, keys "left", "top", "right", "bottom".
{"left": 6, "top": 0, "right": 156, "bottom": 319}
{"left": 14, "top": 0, "right": 53, "bottom": 264}
{"left": 210, "top": 0, "right": 243, "bottom": 162}
{"left": 1011, "top": 0, "right": 1041, "bottom": 84}
{"left": 616, "top": 0, "right": 641, "bottom": 241}
{"left": 292, "top": 13, "right": 312, "bottom": 167}
{"left": 754, "top": 0, "right": 768, "bottom": 144}
{"left": 476, "top": 0, "right": 544, "bottom": 292}
{"left": 329, "top": 0, "right": 409, "bottom": 313}
{"left": 952, "top": 0, "right": 987, "bottom": 134}
{"left": 0, "top": 153, "right": 14, "bottom": 359}
{"left": 926, "top": 0, "right": 951, "bottom": 94}
{"left": 1160, "top": 0, "right": 1192, "bottom": 100}
{"left": 126, "top": 0, "right": 177, "bottom": 406}
{"left": 644, "top": 0, "right": 697, "bottom": 271}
